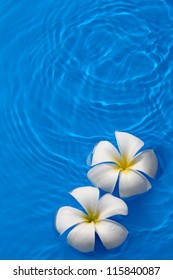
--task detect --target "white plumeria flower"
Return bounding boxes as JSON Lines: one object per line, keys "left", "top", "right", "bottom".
{"left": 56, "top": 186, "right": 128, "bottom": 252}
{"left": 87, "top": 131, "right": 158, "bottom": 197}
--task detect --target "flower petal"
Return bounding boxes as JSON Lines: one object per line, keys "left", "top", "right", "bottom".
{"left": 56, "top": 206, "right": 85, "bottom": 235}
{"left": 90, "top": 141, "right": 121, "bottom": 166}
{"left": 95, "top": 219, "right": 128, "bottom": 249}
{"left": 87, "top": 163, "right": 120, "bottom": 193}
{"left": 67, "top": 222, "right": 95, "bottom": 252}
{"left": 119, "top": 169, "right": 151, "bottom": 197}
{"left": 70, "top": 186, "right": 99, "bottom": 214}
{"left": 132, "top": 149, "right": 158, "bottom": 178}
{"left": 97, "top": 194, "right": 128, "bottom": 219}
{"left": 115, "top": 131, "right": 144, "bottom": 159}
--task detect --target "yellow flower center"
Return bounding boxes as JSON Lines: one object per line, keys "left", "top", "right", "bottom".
{"left": 115, "top": 154, "right": 135, "bottom": 171}
{"left": 83, "top": 210, "right": 99, "bottom": 224}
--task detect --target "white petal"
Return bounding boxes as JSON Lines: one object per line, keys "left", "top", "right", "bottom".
{"left": 87, "top": 163, "right": 120, "bottom": 193}
{"left": 67, "top": 222, "right": 95, "bottom": 252}
{"left": 95, "top": 219, "right": 128, "bottom": 249}
{"left": 70, "top": 186, "right": 99, "bottom": 214}
{"left": 115, "top": 131, "right": 144, "bottom": 159}
{"left": 97, "top": 194, "right": 128, "bottom": 219}
{"left": 119, "top": 169, "right": 151, "bottom": 197}
{"left": 90, "top": 141, "right": 121, "bottom": 166}
{"left": 56, "top": 206, "right": 85, "bottom": 234}
{"left": 132, "top": 149, "right": 158, "bottom": 178}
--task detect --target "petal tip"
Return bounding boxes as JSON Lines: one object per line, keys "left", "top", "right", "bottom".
{"left": 147, "top": 184, "right": 152, "bottom": 191}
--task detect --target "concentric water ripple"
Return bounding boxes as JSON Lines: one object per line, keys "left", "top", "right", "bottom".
{"left": 1, "top": 0, "right": 173, "bottom": 260}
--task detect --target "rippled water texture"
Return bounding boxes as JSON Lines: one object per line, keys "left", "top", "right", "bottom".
{"left": 0, "top": 0, "right": 173, "bottom": 260}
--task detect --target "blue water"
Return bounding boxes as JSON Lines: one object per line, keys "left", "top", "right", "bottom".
{"left": 0, "top": 0, "right": 173, "bottom": 260}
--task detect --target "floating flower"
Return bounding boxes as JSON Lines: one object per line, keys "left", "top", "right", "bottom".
{"left": 56, "top": 186, "right": 128, "bottom": 252}
{"left": 87, "top": 131, "right": 158, "bottom": 197}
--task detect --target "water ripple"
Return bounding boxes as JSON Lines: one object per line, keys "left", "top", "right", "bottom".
{"left": 1, "top": 0, "right": 173, "bottom": 260}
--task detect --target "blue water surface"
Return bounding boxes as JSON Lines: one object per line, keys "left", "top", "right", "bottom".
{"left": 0, "top": 0, "right": 173, "bottom": 260}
